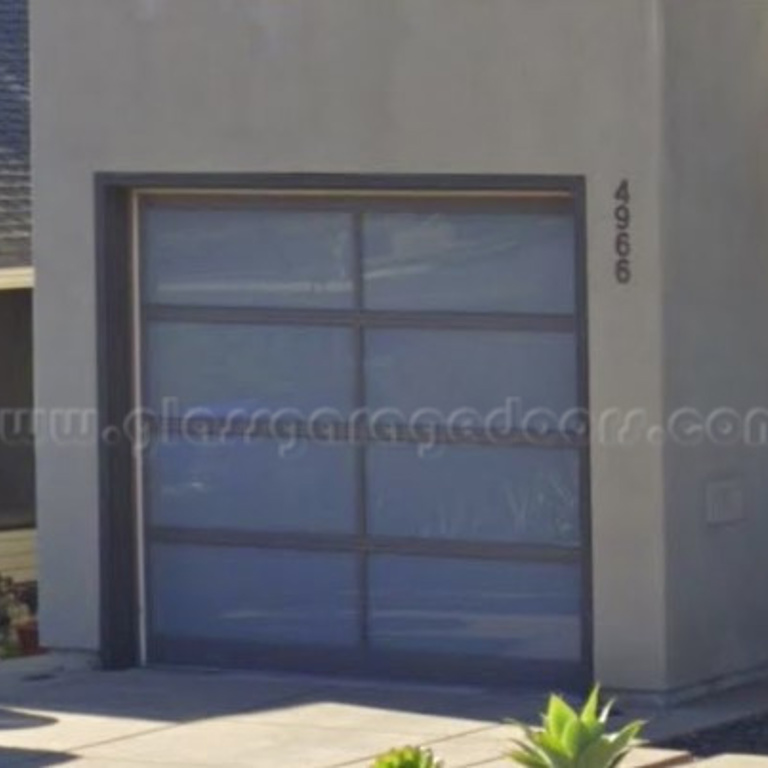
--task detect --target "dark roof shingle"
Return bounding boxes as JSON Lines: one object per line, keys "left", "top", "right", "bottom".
{"left": 0, "top": 0, "right": 30, "bottom": 267}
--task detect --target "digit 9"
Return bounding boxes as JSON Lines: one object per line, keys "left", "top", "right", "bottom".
{"left": 615, "top": 203, "right": 630, "bottom": 230}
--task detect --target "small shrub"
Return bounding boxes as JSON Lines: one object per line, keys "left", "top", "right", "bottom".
{"left": 507, "top": 686, "right": 644, "bottom": 767}
{"left": 372, "top": 745, "right": 444, "bottom": 768}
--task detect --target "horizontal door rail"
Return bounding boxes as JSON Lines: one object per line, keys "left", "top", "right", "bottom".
{"left": 139, "top": 192, "right": 574, "bottom": 216}
{"left": 149, "top": 526, "right": 582, "bottom": 563}
{"left": 146, "top": 415, "right": 589, "bottom": 449}
{"left": 149, "top": 636, "right": 586, "bottom": 690}
{"left": 144, "top": 304, "right": 577, "bottom": 333}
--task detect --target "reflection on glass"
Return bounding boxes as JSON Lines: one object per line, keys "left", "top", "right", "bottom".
{"left": 367, "top": 444, "right": 580, "bottom": 544}
{"left": 151, "top": 545, "right": 358, "bottom": 645}
{"left": 146, "top": 322, "right": 354, "bottom": 414}
{"left": 366, "top": 329, "right": 577, "bottom": 429}
{"left": 143, "top": 205, "right": 354, "bottom": 308}
{"left": 147, "top": 438, "right": 356, "bottom": 533}
{"left": 370, "top": 556, "right": 581, "bottom": 660}
{"left": 363, "top": 211, "right": 575, "bottom": 313}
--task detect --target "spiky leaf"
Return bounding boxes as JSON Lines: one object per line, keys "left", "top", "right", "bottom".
{"left": 580, "top": 686, "right": 600, "bottom": 728}
{"left": 562, "top": 719, "right": 592, "bottom": 759}
{"left": 546, "top": 695, "right": 577, "bottom": 740}
{"left": 508, "top": 739, "right": 550, "bottom": 768}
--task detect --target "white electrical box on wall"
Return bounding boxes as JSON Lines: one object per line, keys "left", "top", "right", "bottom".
{"left": 705, "top": 478, "right": 746, "bottom": 526}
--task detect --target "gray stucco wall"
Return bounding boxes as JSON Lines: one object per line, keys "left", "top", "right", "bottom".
{"left": 31, "top": 0, "right": 673, "bottom": 690}
{"left": 661, "top": 0, "right": 768, "bottom": 693}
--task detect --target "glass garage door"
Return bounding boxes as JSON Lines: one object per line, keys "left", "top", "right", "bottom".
{"left": 136, "top": 189, "right": 589, "bottom": 686}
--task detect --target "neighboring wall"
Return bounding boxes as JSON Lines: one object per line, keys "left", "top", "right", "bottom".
{"left": 30, "top": 0, "right": 668, "bottom": 690}
{"left": 662, "top": 0, "right": 768, "bottom": 692}
{"left": 0, "top": 529, "right": 36, "bottom": 584}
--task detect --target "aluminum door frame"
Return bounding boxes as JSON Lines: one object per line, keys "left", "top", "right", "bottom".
{"left": 95, "top": 173, "right": 592, "bottom": 689}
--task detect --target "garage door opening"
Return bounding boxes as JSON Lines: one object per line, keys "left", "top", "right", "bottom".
{"left": 101, "top": 177, "right": 590, "bottom": 689}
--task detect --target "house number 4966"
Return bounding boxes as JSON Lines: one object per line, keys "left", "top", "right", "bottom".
{"left": 613, "top": 179, "right": 632, "bottom": 284}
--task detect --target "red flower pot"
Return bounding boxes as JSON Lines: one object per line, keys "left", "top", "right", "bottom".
{"left": 16, "top": 621, "right": 40, "bottom": 656}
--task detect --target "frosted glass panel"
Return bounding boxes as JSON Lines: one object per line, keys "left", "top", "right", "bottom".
{"left": 370, "top": 556, "right": 581, "bottom": 660}
{"left": 363, "top": 212, "right": 575, "bottom": 313}
{"left": 146, "top": 322, "right": 354, "bottom": 415}
{"left": 143, "top": 205, "right": 354, "bottom": 308}
{"left": 148, "top": 438, "right": 355, "bottom": 533}
{"left": 151, "top": 545, "right": 357, "bottom": 645}
{"left": 366, "top": 330, "right": 577, "bottom": 429}
{"left": 367, "top": 444, "right": 580, "bottom": 545}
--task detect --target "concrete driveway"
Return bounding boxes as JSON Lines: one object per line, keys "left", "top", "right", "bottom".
{"left": 0, "top": 660, "right": 692, "bottom": 767}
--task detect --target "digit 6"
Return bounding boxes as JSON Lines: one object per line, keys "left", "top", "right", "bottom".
{"left": 615, "top": 259, "right": 631, "bottom": 284}
{"left": 615, "top": 231, "right": 631, "bottom": 258}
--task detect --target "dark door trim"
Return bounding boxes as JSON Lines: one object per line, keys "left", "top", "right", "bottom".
{"left": 95, "top": 172, "right": 592, "bottom": 685}
{"left": 95, "top": 181, "right": 139, "bottom": 668}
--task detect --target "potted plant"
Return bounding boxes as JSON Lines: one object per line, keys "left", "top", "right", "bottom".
{"left": 0, "top": 576, "right": 40, "bottom": 658}
{"left": 15, "top": 618, "right": 39, "bottom": 656}
{"left": 14, "top": 582, "right": 39, "bottom": 655}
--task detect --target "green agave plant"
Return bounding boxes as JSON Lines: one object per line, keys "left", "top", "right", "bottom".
{"left": 508, "top": 686, "right": 645, "bottom": 768}
{"left": 372, "top": 745, "right": 444, "bottom": 768}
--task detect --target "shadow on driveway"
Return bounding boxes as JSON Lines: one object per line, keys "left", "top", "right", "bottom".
{"left": 0, "top": 667, "right": 548, "bottom": 726}
{"left": 0, "top": 708, "right": 57, "bottom": 731}
{"left": 0, "top": 745, "right": 74, "bottom": 766}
